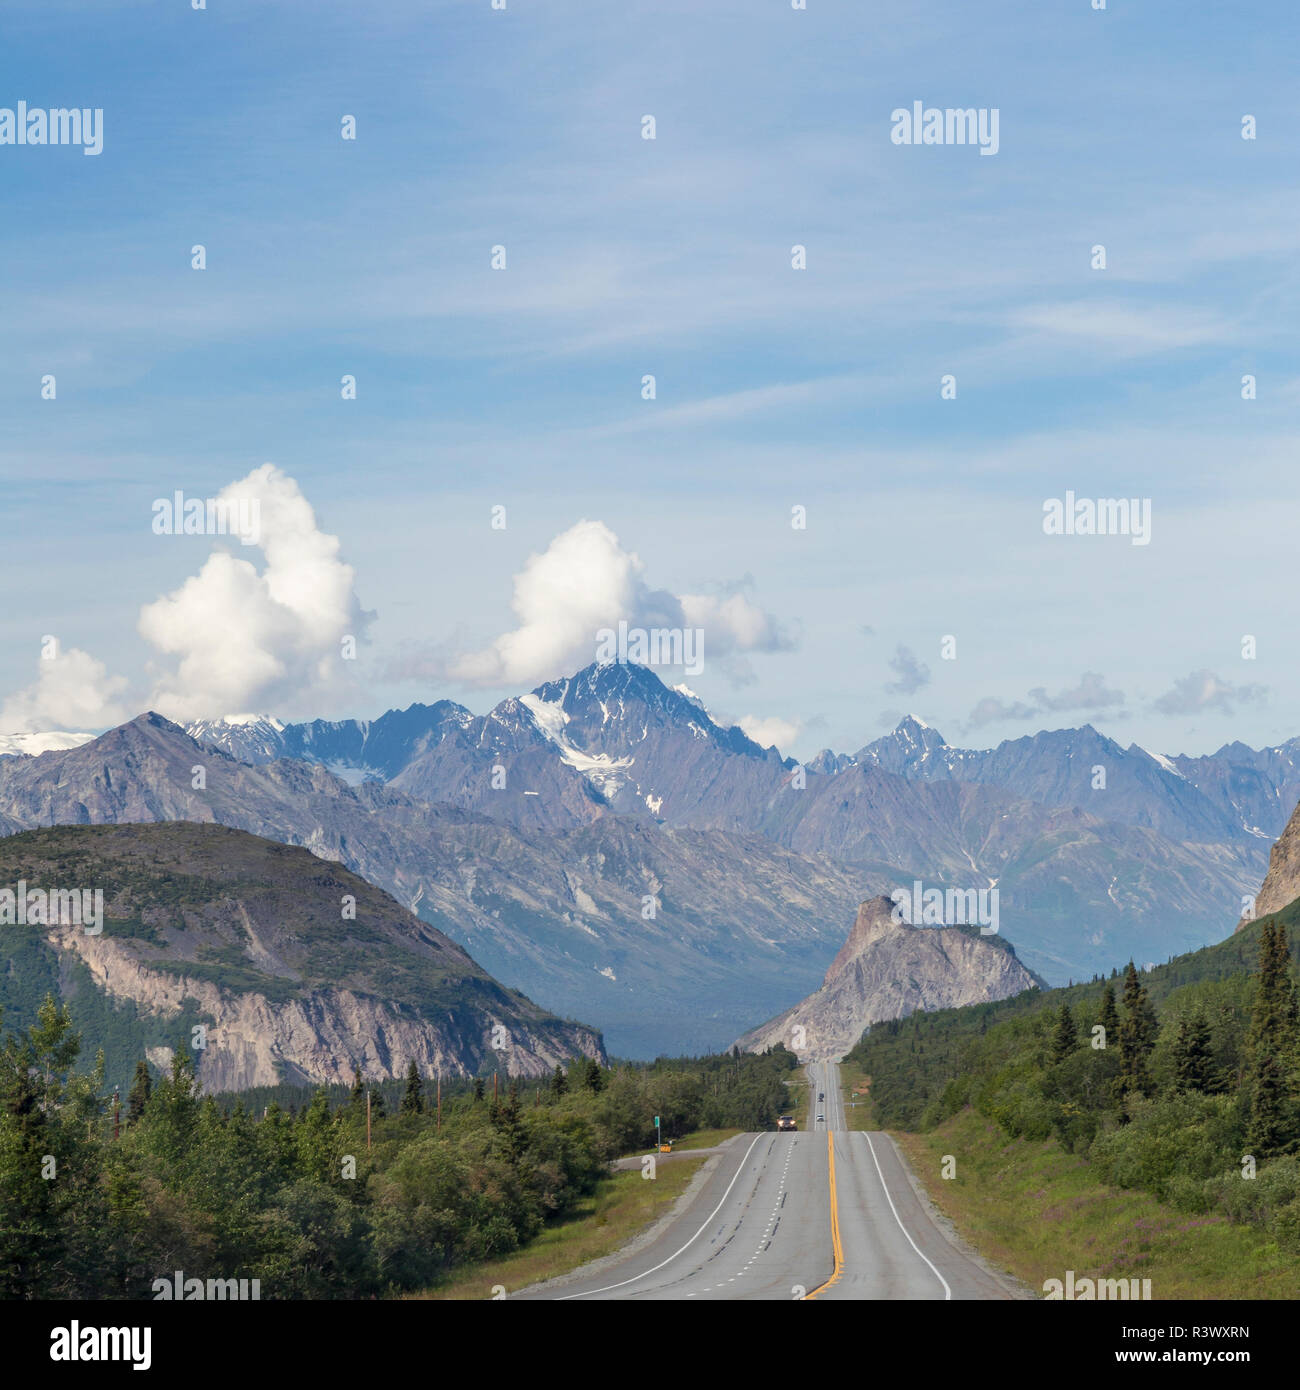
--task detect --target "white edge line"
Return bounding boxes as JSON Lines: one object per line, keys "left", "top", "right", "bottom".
{"left": 863, "top": 1131, "right": 952, "bottom": 1301}
{"left": 556, "top": 1132, "right": 767, "bottom": 1300}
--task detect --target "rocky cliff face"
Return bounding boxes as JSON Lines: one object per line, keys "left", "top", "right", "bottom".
{"left": 0, "top": 822, "right": 604, "bottom": 1090}
{"left": 735, "top": 897, "right": 1042, "bottom": 1058}
{"left": 54, "top": 925, "right": 586, "bottom": 1089}
{"left": 1237, "top": 797, "right": 1300, "bottom": 929}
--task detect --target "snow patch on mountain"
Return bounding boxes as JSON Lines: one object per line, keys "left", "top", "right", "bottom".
{"left": 519, "top": 693, "right": 634, "bottom": 797}
{"left": 1138, "top": 746, "right": 1187, "bottom": 780}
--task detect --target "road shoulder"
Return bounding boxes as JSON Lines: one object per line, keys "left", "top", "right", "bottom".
{"left": 512, "top": 1135, "right": 744, "bottom": 1297}
{"left": 882, "top": 1131, "right": 1034, "bottom": 1300}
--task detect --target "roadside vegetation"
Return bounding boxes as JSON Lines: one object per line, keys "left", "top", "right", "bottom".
{"left": 896, "top": 1108, "right": 1300, "bottom": 1298}
{"left": 847, "top": 905, "right": 1300, "bottom": 1269}
{"left": 412, "top": 1157, "right": 708, "bottom": 1299}
{"left": 0, "top": 1019, "right": 796, "bottom": 1299}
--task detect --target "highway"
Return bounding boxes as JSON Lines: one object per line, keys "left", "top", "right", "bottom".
{"left": 520, "top": 1059, "right": 1015, "bottom": 1301}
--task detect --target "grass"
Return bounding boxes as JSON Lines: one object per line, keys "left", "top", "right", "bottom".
{"left": 614, "top": 1124, "right": 742, "bottom": 1160}
{"left": 409, "top": 1156, "right": 709, "bottom": 1300}
{"left": 668, "top": 1127, "right": 741, "bottom": 1151}
{"left": 893, "top": 1106, "right": 1300, "bottom": 1300}
{"left": 838, "top": 1059, "right": 873, "bottom": 1132}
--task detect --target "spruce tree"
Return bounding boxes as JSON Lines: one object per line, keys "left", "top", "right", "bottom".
{"left": 1172, "top": 1012, "right": 1212, "bottom": 1094}
{"left": 401, "top": 1060, "right": 424, "bottom": 1115}
{"left": 473, "top": 1076, "right": 485, "bottom": 1102}
{"left": 1050, "top": 1003, "right": 1078, "bottom": 1065}
{"left": 492, "top": 1079, "right": 525, "bottom": 1163}
{"left": 1097, "top": 983, "right": 1120, "bottom": 1051}
{"left": 1118, "top": 963, "right": 1157, "bottom": 1106}
{"left": 126, "top": 1058, "right": 152, "bottom": 1125}
{"left": 551, "top": 1062, "right": 567, "bottom": 1098}
{"left": 0, "top": 1017, "right": 54, "bottom": 1294}
{"left": 582, "top": 1057, "right": 604, "bottom": 1093}
{"left": 1247, "top": 922, "right": 1297, "bottom": 1154}
{"left": 349, "top": 1065, "right": 364, "bottom": 1112}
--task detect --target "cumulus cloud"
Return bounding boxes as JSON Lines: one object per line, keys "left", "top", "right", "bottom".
{"left": 433, "top": 519, "right": 795, "bottom": 689}
{"left": 884, "top": 644, "right": 931, "bottom": 697}
{"left": 966, "top": 696, "right": 1039, "bottom": 729}
{"left": 1151, "top": 670, "right": 1267, "bottom": 717}
{"left": 966, "top": 671, "right": 1127, "bottom": 730}
{"left": 1028, "top": 671, "right": 1125, "bottom": 713}
{"left": 0, "top": 646, "right": 130, "bottom": 734}
{"left": 737, "top": 714, "right": 802, "bottom": 752}
{"left": 138, "top": 464, "right": 371, "bottom": 721}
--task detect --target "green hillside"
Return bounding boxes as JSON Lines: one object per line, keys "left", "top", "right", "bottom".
{"left": 847, "top": 900, "right": 1300, "bottom": 1257}
{"left": 0, "top": 822, "right": 602, "bottom": 1089}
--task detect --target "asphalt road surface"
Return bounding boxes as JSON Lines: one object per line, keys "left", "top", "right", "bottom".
{"left": 521, "top": 1060, "right": 1013, "bottom": 1301}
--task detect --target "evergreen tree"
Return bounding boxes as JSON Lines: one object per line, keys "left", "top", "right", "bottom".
{"left": 581, "top": 1057, "right": 604, "bottom": 1093}
{"left": 492, "top": 1079, "right": 525, "bottom": 1163}
{"left": 1172, "top": 1012, "right": 1213, "bottom": 1094}
{"left": 1249, "top": 1055, "right": 1288, "bottom": 1155}
{"left": 401, "top": 1060, "right": 424, "bottom": 1115}
{"left": 551, "top": 1063, "right": 567, "bottom": 1098}
{"left": 349, "top": 1065, "right": 365, "bottom": 1113}
{"left": 472, "top": 1076, "right": 485, "bottom": 1103}
{"left": 369, "top": 1085, "right": 386, "bottom": 1120}
{"left": 1118, "top": 963, "right": 1157, "bottom": 1107}
{"left": 1247, "top": 922, "right": 1297, "bottom": 1154}
{"left": 1050, "top": 1003, "right": 1078, "bottom": 1065}
{"left": 0, "top": 1013, "right": 54, "bottom": 1294}
{"left": 1097, "top": 983, "right": 1119, "bottom": 1050}
{"left": 126, "top": 1058, "right": 152, "bottom": 1125}
{"left": 147, "top": 1046, "right": 203, "bottom": 1170}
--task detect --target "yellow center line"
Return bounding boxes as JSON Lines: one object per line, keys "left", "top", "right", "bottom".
{"left": 802, "top": 1128, "right": 843, "bottom": 1300}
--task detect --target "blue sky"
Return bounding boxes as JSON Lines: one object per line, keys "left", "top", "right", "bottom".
{"left": 3, "top": 0, "right": 1300, "bottom": 758}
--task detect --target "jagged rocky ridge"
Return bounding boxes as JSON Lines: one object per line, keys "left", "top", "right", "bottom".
{"left": 735, "top": 896, "right": 1042, "bottom": 1058}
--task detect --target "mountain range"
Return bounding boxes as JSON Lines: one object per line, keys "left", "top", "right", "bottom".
{"left": 178, "top": 664, "right": 1278, "bottom": 978}
{"left": 175, "top": 673, "right": 1300, "bottom": 849}
{"left": 0, "top": 661, "right": 1293, "bottom": 1054}
{"left": 0, "top": 710, "right": 876, "bottom": 1056}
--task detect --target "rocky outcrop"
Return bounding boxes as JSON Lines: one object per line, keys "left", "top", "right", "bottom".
{"left": 1236, "top": 796, "right": 1300, "bottom": 930}
{"left": 735, "top": 897, "right": 1041, "bottom": 1058}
